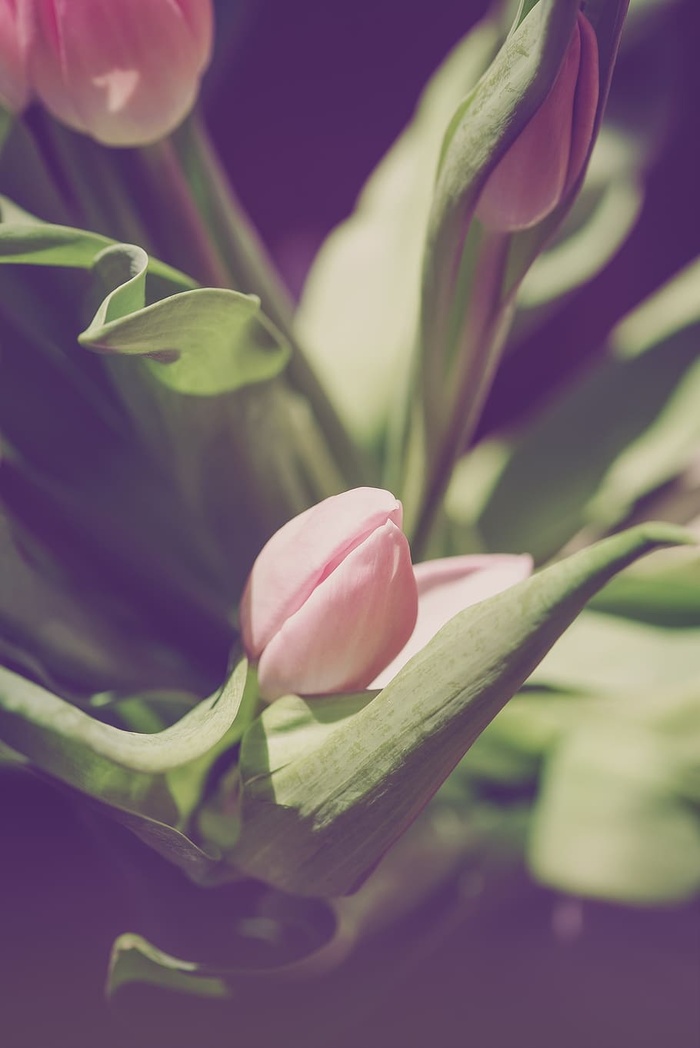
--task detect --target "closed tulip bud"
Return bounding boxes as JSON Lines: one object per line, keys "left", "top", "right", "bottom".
{"left": 0, "top": 0, "right": 31, "bottom": 114}
{"left": 29, "top": 0, "right": 214, "bottom": 146}
{"left": 240, "top": 488, "right": 418, "bottom": 702}
{"left": 475, "top": 10, "right": 599, "bottom": 233}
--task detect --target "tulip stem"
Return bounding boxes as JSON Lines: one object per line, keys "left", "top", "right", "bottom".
{"left": 167, "top": 115, "right": 371, "bottom": 489}
{"left": 409, "top": 229, "right": 512, "bottom": 556}
{"left": 136, "top": 137, "right": 233, "bottom": 289}
{"left": 35, "top": 115, "right": 152, "bottom": 248}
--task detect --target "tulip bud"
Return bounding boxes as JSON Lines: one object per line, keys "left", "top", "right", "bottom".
{"left": 240, "top": 488, "right": 418, "bottom": 702}
{"left": 475, "top": 10, "right": 599, "bottom": 233}
{"left": 29, "top": 0, "right": 214, "bottom": 146}
{"left": 0, "top": 0, "right": 31, "bottom": 114}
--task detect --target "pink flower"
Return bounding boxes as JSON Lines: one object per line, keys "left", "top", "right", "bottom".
{"left": 475, "top": 10, "right": 599, "bottom": 232}
{"left": 240, "top": 488, "right": 418, "bottom": 702}
{"left": 0, "top": 0, "right": 32, "bottom": 114}
{"left": 27, "top": 0, "right": 214, "bottom": 146}
{"left": 371, "top": 553, "right": 533, "bottom": 688}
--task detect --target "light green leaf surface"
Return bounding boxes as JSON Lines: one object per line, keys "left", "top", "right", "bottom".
{"left": 530, "top": 610, "right": 700, "bottom": 699}
{"left": 465, "top": 259, "right": 700, "bottom": 560}
{"left": 234, "top": 522, "right": 692, "bottom": 897}
{"left": 529, "top": 719, "right": 700, "bottom": 903}
{"left": 81, "top": 244, "right": 290, "bottom": 394}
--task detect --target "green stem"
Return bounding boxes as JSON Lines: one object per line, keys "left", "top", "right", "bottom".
{"left": 169, "top": 115, "right": 370, "bottom": 488}
{"left": 37, "top": 116, "right": 152, "bottom": 247}
{"left": 136, "top": 136, "right": 232, "bottom": 288}
{"left": 410, "top": 231, "right": 512, "bottom": 556}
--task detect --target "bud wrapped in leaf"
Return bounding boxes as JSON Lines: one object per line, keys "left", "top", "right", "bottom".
{"left": 240, "top": 488, "right": 418, "bottom": 701}
{"left": 29, "top": 0, "right": 214, "bottom": 146}
{"left": 475, "top": 11, "right": 599, "bottom": 232}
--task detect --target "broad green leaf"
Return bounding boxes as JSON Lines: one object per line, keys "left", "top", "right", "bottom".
{"left": 81, "top": 244, "right": 291, "bottom": 395}
{"left": 529, "top": 610, "right": 700, "bottom": 703}
{"left": 465, "top": 259, "right": 700, "bottom": 561}
{"left": 0, "top": 661, "right": 254, "bottom": 880}
{"left": 590, "top": 546, "right": 700, "bottom": 626}
{"left": 233, "top": 522, "right": 691, "bottom": 897}
{"left": 529, "top": 718, "right": 700, "bottom": 903}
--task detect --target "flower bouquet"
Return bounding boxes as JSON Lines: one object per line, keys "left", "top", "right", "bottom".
{"left": 0, "top": 0, "right": 698, "bottom": 1043}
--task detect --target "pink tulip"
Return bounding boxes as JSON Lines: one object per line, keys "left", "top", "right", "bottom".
{"left": 475, "top": 10, "right": 599, "bottom": 232}
{"left": 28, "top": 0, "right": 213, "bottom": 146}
{"left": 371, "top": 553, "right": 533, "bottom": 688}
{"left": 240, "top": 488, "right": 418, "bottom": 702}
{"left": 0, "top": 0, "right": 31, "bottom": 114}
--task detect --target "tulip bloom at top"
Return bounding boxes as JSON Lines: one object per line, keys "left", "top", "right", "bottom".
{"left": 240, "top": 489, "right": 418, "bottom": 702}
{"left": 24, "top": 0, "right": 213, "bottom": 146}
{"left": 475, "top": 9, "right": 599, "bottom": 232}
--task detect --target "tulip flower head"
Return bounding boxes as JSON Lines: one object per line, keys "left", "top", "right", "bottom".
{"left": 475, "top": 9, "right": 600, "bottom": 232}
{"left": 241, "top": 488, "right": 533, "bottom": 702}
{"left": 240, "top": 488, "right": 419, "bottom": 702}
{"left": 25, "top": 0, "right": 214, "bottom": 145}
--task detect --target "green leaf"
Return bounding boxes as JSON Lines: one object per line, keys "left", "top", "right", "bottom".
{"left": 0, "top": 196, "right": 191, "bottom": 288}
{"left": 81, "top": 244, "right": 291, "bottom": 395}
{"left": 529, "top": 718, "right": 700, "bottom": 903}
{"left": 109, "top": 935, "right": 229, "bottom": 999}
{"left": 589, "top": 547, "right": 700, "bottom": 627}
{"left": 0, "top": 661, "right": 254, "bottom": 881}
{"left": 232, "top": 522, "right": 692, "bottom": 897}
{"left": 466, "top": 259, "right": 700, "bottom": 561}
{"left": 530, "top": 610, "right": 700, "bottom": 699}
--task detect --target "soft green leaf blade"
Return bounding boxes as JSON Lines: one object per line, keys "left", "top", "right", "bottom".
{"left": 0, "top": 662, "right": 256, "bottom": 880}
{"left": 529, "top": 719, "right": 700, "bottom": 903}
{"left": 529, "top": 610, "right": 700, "bottom": 699}
{"left": 233, "top": 522, "right": 692, "bottom": 897}
{"left": 589, "top": 547, "right": 700, "bottom": 626}
{"left": 469, "top": 260, "right": 700, "bottom": 561}
{"left": 0, "top": 196, "right": 192, "bottom": 289}
{"left": 81, "top": 244, "right": 291, "bottom": 394}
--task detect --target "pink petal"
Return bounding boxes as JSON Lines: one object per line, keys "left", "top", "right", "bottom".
{"left": 241, "top": 487, "right": 404, "bottom": 659}
{"left": 475, "top": 13, "right": 599, "bottom": 232}
{"left": 371, "top": 553, "right": 533, "bottom": 688}
{"left": 257, "top": 520, "right": 417, "bottom": 701}
{"left": 29, "top": 0, "right": 213, "bottom": 146}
